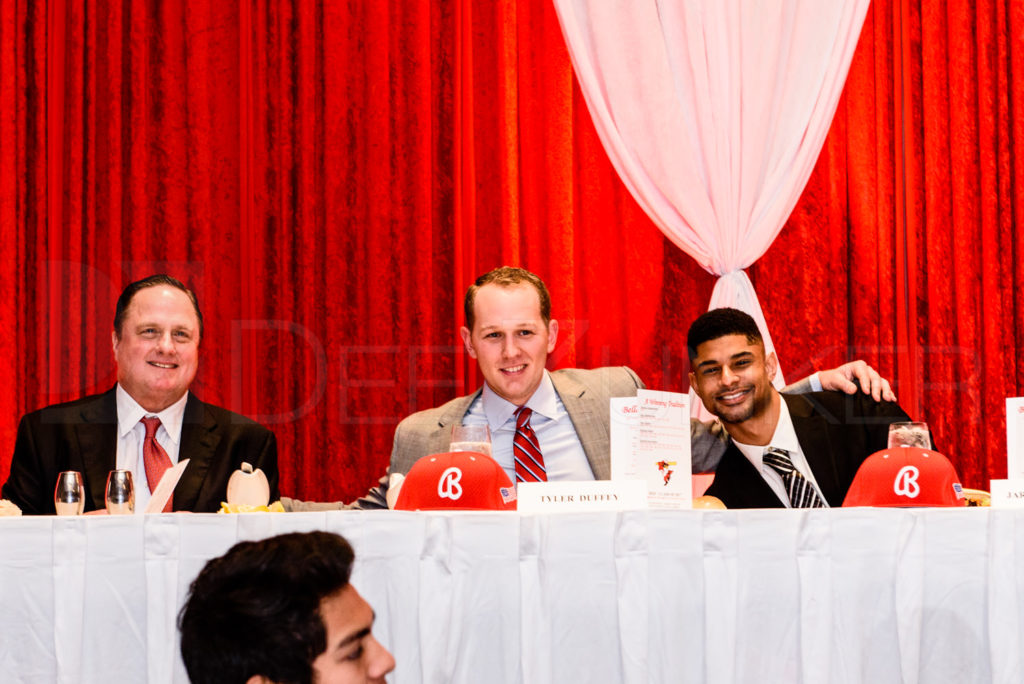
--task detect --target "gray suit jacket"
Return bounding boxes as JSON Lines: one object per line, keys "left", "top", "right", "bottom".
{"left": 285, "top": 366, "right": 729, "bottom": 511}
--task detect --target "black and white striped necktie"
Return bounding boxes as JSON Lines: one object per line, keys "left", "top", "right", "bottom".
{"left": 762, "top": 447, "right": 825, "bottom": 508}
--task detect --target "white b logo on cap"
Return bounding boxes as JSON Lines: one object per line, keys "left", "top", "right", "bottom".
{"left": 893, "top": 465, "right": 920, "bottom": 498}
{"left": 438, "top": 467, "right": 463, "bottom": 500}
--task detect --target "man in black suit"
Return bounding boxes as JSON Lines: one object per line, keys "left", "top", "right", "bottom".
{"left": 688, "top": 308, "right": 910, "bottom": 509}
{"left": 1, "top": 274, "right": 279, "bottom": 514}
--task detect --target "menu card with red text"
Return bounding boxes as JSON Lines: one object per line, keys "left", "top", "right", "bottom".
{"left": 610, "top": 389, "right": 691, "bottom": 509}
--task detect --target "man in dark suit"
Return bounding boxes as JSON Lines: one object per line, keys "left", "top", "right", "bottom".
{"left": 1, "top": 274, "right": 279, "bottom": 514}
{"left": 688, "top": 308, "right": 910, "bottom": 509}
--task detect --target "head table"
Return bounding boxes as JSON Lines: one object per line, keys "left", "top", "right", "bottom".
{"left": 0, "top": 508, "right": 1020, "bottom": 683}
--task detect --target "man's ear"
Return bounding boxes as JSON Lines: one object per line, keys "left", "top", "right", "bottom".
{"left": 460, "top": 326, "right": 477, "bottom": 358}
{"left": 246, "top": 676, "right": 275, "bottom": 684}
{"left": 111, "top": 329, "right": 120, "bottom": 355}
{"left": 766, "top": 350, "right": 778, "bottom": 382}
{"left": 546, "top": 319, "right": 559, "bottom": 352}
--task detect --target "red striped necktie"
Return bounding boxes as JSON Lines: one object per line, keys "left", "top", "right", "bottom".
{"left": 141, "top": 416, "right": 173, "bottom": 512}
{"left": 513, "top": 407, "right": 547, "bottom": 482}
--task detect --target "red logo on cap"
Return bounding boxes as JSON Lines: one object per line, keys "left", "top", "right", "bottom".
{"left": 893, "top": 465, "right": 921, "bottom": 498}
{"left": 438, "top": 467, "right": 463, "bottom": 500}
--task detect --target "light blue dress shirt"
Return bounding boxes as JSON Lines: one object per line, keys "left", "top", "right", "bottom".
{"left": 461, "top": 370, "right": 595, "bottom": 482}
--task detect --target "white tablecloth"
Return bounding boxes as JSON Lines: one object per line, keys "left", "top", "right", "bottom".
{"left": 1, "top": 508, "right": 1021, "bottom": 683}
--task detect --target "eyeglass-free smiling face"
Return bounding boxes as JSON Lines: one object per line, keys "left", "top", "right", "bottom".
{"left": 112, "top": 285, "right": 200, "bottom": 413}
{"left": 460, "top": 283, "right": 559, "bottom": 407}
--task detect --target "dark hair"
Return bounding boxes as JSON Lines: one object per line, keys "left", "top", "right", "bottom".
{"left": 113, "top": 274, "right": 203, "bottom": 339}
{"left": 178, "top": 531, "right": 356, "bottom": 684}
{"left": 463, "top": 266, "right": 551, "bottom": 330}
{"left": 686, "top": 307, "right": 763, "bottom": 360}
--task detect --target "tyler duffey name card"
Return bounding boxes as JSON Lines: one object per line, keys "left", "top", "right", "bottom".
{"left": 1006, "top": 398, "right": 1024, "bottom": 478}
{"left": 610, "top": 389, "right": 691, "bottom": 509}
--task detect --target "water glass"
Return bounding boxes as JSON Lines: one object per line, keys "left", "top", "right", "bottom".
{"left": 105, "top": 469, "right": 135, "bottom": 515}
{"left": 887, "top": 422, "right": 931, "bottom": 449}
{"left": 54, "top": 471, "right": 85, "bottom": 516}
{"left": 450, "top": 424, "right": 492, "bottom": 457}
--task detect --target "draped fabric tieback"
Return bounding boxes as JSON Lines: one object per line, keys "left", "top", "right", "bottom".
{"left": 762, "top": 446, "right": 824, "bottom": 508}
{"left": 141, "top": 416, "right": 173, "bottom": 512}
{"left": 513, "top": 407, "right": 546, "bottom": 483}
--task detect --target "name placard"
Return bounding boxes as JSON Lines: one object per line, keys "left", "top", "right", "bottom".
{"left": 989, "top": 479, "right": 1024, "bottom": 508}
{"left": 516, "top": 479, "right": 648, "bottom": 514}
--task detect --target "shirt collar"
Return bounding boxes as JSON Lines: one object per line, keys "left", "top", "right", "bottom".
{"left": 732, "top": 395, "right": 800, "bottom": 466}
{"left": 480, "top": 369, "right": 559, "bottom": 429}
{"left": 115, "top": 384, "right": 189, "bottom": 445}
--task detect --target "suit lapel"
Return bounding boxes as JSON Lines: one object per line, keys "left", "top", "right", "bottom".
{"left": 433, "top": 391, "right": 481, "bottom": 453}
{"left": 174, "top": 394, "right": 222, "bottom": 511}
{"left": 713, "top": 443, "right": 787, "bottom": 508}
{"left": 76, "top": 389, "right": 119, "bottom": 510}
{"left": 550, "top": 371, "right": 610, "bottom": 480}
{"left": 784, "top": 394, "right": 842, "bottom": 505}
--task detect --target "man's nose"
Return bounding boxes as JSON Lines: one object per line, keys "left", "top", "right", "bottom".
{"left": 501, "top": 336, "right": 518, "bottom": 357}
{"left": 366, "top": 636, "right": 396, "bottom": 681}
{"left": 155, "top": 332, "right": 174, "bottom": 352}
{"left": 721, "top": 366, "right": 739, "bottom": 385}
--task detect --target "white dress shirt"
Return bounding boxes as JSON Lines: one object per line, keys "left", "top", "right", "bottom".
{"left": 115, "top": 385, "right": 188, "bottom": 513}
{"left": 731, "top": 397, "right": 830, "bottom": 508}
{"left": 461, "top": 370, "right": 595, "bottom": 482}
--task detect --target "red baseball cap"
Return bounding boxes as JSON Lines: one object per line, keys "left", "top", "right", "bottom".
{"left": 843, "top": 447, "right": 967, "bottom": 507}
{"left": 394, "top": 452, "right": 518, "bottom": 511}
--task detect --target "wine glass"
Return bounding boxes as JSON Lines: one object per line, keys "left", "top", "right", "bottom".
{"left": 105, "top": 469, "right": 135, "bottom": 515}
{"left": 887, "top": 422, "right": 931, "bottom": 449}
{"left": 54, "top": 471, "right": 85, "bottom": 516}
{"left": 450, "top": 424, "right": 492, "bottom": 457}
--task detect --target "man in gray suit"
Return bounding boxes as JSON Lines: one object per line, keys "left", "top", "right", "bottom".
{"left": 288, "top": 267, "right": 890, "bottom": 511}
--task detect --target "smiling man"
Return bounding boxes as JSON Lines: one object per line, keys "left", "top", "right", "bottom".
{"left": 179, "top": 531, "right": 395, "bottom": 684}
{"left": 1, "top": 274, "right": 279, "bottom": 514}
{"left": 334, "top": 267, "right": 894, "bottom": 510}
{"left": 688, "top": 307, "right": 911, "bottom": 509}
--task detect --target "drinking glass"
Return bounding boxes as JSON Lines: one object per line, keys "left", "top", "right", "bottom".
{"left": 105, "top": 469, "right": 135, "bottom": 515}
{"left": 450, "top": 424, "right": 492, "bottom": 457}
{"left": 887, "top": 422, "right": 931, "bottom": 449}
{"left": 54, "top": 471, "right": 85, "bottom": 516}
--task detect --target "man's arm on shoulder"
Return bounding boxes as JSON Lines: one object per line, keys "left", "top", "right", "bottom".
{"left": 783, "top": 361, "right": 896, "bottom": 402}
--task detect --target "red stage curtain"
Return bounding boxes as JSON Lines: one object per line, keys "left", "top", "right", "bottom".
{"left": 0, "top": 0, "right": 1020, "bottom": 501}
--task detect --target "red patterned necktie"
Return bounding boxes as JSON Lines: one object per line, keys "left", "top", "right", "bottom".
{"left": 141, "top": 416, "right": 173, "bottom": 512}
{"left": 513, "top": 407, "right": 547, "bottom": 482}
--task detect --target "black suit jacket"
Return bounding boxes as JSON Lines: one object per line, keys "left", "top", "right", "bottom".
{"left": 704, "top": 391, "right": 911, "bottom": 509}
{"left": 1, "top": 388, "right": 279, "bottom": 514}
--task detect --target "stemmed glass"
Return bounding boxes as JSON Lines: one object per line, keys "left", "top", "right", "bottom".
{"left": 450, "top": 425, "right": 492, "bottom": 457}
{"left": 887, "top": 422, "right": 931, "bottom": 449}
{"left": 105, "top": 469, "right": 135, "bottom": 515}
{"left": 54, "top": 471, "right": 85, "bottom": 516}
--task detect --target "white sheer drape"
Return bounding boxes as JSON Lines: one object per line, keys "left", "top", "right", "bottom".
{"left": 552, "top": 0, "right": 870, "bottom": 389}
